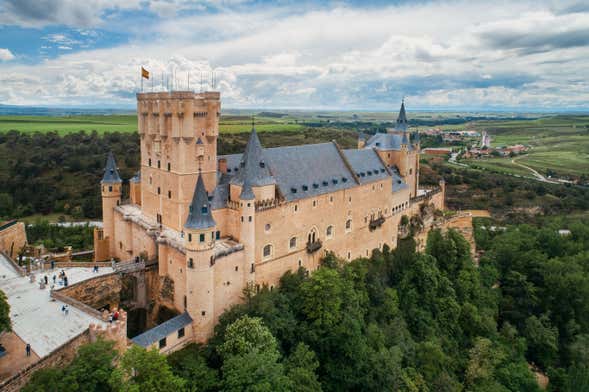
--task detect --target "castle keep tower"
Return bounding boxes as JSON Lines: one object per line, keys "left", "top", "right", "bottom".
{"left": 99, "top": 152, "right": 122, "bottom": 259}
{"left": 184, "top": 173, "right": 217, "bottom": 341}
{"left": 137, "top": 91, "right": 220, "bottom": 232}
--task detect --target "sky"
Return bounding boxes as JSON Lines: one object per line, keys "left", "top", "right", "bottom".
{"left": 0, "top": 0, "right": 588, "bottom": 111}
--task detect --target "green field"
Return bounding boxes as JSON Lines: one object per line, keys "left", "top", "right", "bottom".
{"left": 465, "top": 158, "right": 533, "bottom": 177}
{"left": 0, "top": 115, "right": 138, "bottom": 135}
{"left": 0, "top": 114, "right": 305, "bottom": 135}
{"left": 469, "top": 116, "right": 589, "bottom": 179}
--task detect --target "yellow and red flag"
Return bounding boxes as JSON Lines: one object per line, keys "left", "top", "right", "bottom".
{"left": 141, "top": 67, "right": 149, "bottom": 79}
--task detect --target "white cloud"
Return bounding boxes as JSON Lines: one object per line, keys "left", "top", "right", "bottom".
{"left": 0, "top": 0, "right": 588, "bottom": 109}
{"left": 0, "top": 48, "right": 15, "bottom": 61}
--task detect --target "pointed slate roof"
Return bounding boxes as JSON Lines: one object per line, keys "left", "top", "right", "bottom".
{"left": 395, "top": 101, "right": 408, "bottom": 132}
{"left": 185, "top": 173, "right": 216, "bottom": 230}
{"left": 101, "top": 151, "right": 122, "bottom": 183}
{"left": 401, "top": 131, "right": 409, "bottom": 146}
{"left": 230, "top": 126, "right": 276, "bottom": 193}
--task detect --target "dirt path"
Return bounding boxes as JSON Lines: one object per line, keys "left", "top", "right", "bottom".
{"left": 511, "top": 158, "right": 559, "bottom": 184}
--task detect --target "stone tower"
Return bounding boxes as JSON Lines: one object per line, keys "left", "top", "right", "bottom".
{"left": 230, "top": 127, "right": 277, "bottom": 286}
{"left": 100, "top": 151, "right": 122, "bottom": 259}
{"left": 136, "top": 91, "right": 220, "bottom": 232}
{"left": 184, "top": 173, "right": 217, "bottom": 341}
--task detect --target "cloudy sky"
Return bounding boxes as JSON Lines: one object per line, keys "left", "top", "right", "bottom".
{"left": 0, "top": 0, "right": 588, "bottom": 111}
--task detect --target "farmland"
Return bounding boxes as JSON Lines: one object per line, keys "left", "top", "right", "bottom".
{"left": 464, "top": 116, "right": 589, "bottom": 179}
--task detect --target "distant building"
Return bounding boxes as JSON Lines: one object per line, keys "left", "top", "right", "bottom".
{"left": 481, "top": 131, "right": 491, "bottom": 148}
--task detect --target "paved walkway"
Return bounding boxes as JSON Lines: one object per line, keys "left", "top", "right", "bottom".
{"left": 0, "top": 253, "right": 111, "bottom": 358}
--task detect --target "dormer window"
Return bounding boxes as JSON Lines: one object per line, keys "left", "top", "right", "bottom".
{"left": 259, "top": 161, "right": 265, "bottom": 168}
{"left": 291, "top": 187, "right": 297, "bottom": 193}
{"left": 201, "top": 205, "right": 208, "bottom": 214}
{"left": 302, "top": 185, "right": 308, "bottom": 191}
{"left": 313, "top": 183, "right": 319, "bottom": 189}
{"left": 322, "top": 181, "right": 328, "bottom": 186}
{"left": 240, "top": 162, "right": 245, "bottom": 168}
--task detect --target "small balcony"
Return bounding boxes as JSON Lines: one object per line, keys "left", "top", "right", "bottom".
{"left": 306, "top": 239, "right": 322, "bottom": 254}
{"left": 369, "top": 216, "right": 385, "bottom": 231}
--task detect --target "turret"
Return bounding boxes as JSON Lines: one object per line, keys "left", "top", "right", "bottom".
{"left": 184, "top": 173, "right": 217, "bottom": 341}
{"left": 396, "top": 100, "right": 408, "bottom": 132}
{"left": 412, "top": 131, "right": 421, "bottom": 150}
{"left": 100, "top": 152, "right": 122, "bottom": 259}
{"left": 229, "top": 125, "right": 276, "bottom": 202}
{"left": 357, "top": 132, "right": 366, "bottom": 149}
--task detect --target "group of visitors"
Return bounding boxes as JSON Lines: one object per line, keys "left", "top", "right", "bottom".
{"left": 107, "top": 309, "right": 120, "bottom": 323}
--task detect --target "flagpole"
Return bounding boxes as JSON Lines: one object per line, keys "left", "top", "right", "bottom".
{"left": 141, "top": 67, "right": 143, "bottom": 92}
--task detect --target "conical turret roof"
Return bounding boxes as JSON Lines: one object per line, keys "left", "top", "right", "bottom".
{"left": 185, "top": 173, "right": 216, "bottom": 230}
{"left": 401, "top": 131, "right": 409, "bottom": 146}
{"left": 230, "top": 126, "right": 275, "bottom": 195}
{"left": 102, "top": 151, "right": 122, "bottom": 183}
{"left": 395, "top": 101, "right": 408, "bottom": 132}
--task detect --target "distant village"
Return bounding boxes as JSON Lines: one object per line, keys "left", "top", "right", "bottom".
{"left": 421, "top": 128, "right": 529, "bottom": 158}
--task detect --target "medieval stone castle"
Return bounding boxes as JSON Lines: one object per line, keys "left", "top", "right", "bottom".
{"left": 94, "top": 91, "right": 445, "bottom": 343}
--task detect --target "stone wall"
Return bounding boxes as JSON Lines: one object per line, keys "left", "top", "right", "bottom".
{"left": 0, "top": 329, "right": 91, "bottom": 392}
{"left": 0, "top": 221, "right": 27, "bottom": 259}
{"left": 57, "top": 272, "right": 122, "bottom": 311}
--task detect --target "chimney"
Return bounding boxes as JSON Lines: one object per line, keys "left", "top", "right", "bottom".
{"left": 218, "top": 158, "right": 227, "bottom": 174}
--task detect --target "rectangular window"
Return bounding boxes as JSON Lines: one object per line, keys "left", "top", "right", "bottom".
{"left": 108, "top": 186, "right": 112, "bottom": 192}
{"left": 157, "top": 160, "right": 161, "bottom": 169}
{"left": 157, "top": 187, "right": 161, "bottom": 195}
{"left": 177, "top": 328, "right": 185, "bottom": 338}
{"left": 159, "top": 338, "right": 167, "bottom": 349}
{"left": 148, "top": 158, "right": 151, "bottom": 166}
{"left": 188, "top": 233, "right": 192, "bottom": 242}
{"left": 168, "top": 190, "right": 171, "bottom": 199}
{"left": 199, "top": 233, "right": 205, "bottom": 242}
{"left": 167, "top": 162, "right": 171, "bottom": 171}
{"left": 216, "top": 231, "right": 220, "bottom": 240}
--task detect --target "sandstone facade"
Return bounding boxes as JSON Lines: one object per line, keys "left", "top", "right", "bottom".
{"left": 94, "top": 91, "right": 445, "bottom": 346}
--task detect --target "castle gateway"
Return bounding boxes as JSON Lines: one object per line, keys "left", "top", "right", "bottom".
{"left": 94, "top": 91, "right": 445, "bottom": 344}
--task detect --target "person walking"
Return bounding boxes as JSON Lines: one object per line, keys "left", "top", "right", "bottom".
{"left": 61, "top": 304, "right": 66, "bottom": 314}
{"left": 44, "top": 275, "right": 48, "bottom": 285}
{"left": 25, "top": 343, "right": 31, "bottom": 357}
{"left": 64, "top": 305, "right": 69, "bottom": 316}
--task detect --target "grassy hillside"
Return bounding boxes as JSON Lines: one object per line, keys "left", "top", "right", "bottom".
{"left": 467, "top": 116, "right": 589, "bottom": 179}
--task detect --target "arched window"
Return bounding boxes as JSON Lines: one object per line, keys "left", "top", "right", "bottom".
{"left": 345, "top": 219, "right": 352, "bottom": 231}
{"left": 307, "top": 229, "right": 317, "bottom": 244}
{"left": 326, "top": 225, "right": 334, "bottom": 238}
{"left": 289, "top": 237, "right": 297, "bottom": 249}
{"left": 263, "top": 244, "right": 273, "bottom": 259}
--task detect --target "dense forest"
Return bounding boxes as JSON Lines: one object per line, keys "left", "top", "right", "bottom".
{"left": 19, "top": 221, "right": 589, "bottom": 391}
{"left": 0, "top": 129, "right": 356, "bottom": 221}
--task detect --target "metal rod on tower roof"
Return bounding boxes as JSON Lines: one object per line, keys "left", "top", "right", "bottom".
{"left": 188, "top": 72, "right": 190, "bottom": 91}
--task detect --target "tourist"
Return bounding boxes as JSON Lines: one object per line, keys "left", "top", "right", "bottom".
{"left": 50, "top": 260, "right": 55, "bottom": 270}
{"left": 63, "top": 276, "right": 68, "bottom": 287}
{"left": 113, "top": 310, "right": 119, "bottom": 321}
{"left": 44, "top": 275, "right": 48, "bottom": 285}
{"left": 25, "top": 343, "right": 31, "bottom": 357}
{"left": 64, "top": 305, "right": 69, "bottom": 316}
{"left": 108, "top": 314, "right": 113, "bottom": 323}
{"left": 52, "top": 275, "right": 56, "bottom": 284}
{"left": 61, "top": 304, "right": 66, "bottom": 313}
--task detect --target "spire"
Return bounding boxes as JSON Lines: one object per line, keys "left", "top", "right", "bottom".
{"left": 230, "top": 125, "right": 275, "bottom": 192}
{"left": 396, "top": 100, "right": 408, "bottom": 132}
{"left": 102, "top": 151, "right": 122, "bottom": 183}
{"left": 185, "top": 173, "right": 216, "bottom": 230}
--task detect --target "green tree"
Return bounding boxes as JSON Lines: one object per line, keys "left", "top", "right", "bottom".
{"left": 22, "top": 368, "right": 73, "bottom": 392}
{"left": 67, "top": 339, "right": 117, "bottom": 392}
{"left": 109, "top": 345, "right": 185, "bottom": 392}
{"left": 285, "top": 343, "right": 322, "bottom": 392}
{"left": 219, "top": 316, "right": 290, "bottom": 391}
{"left": 167, "top": 344, "right": 219, "bottom": 392}
{"left": 0, "top": 290, "right": 10, "bottom": 333}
